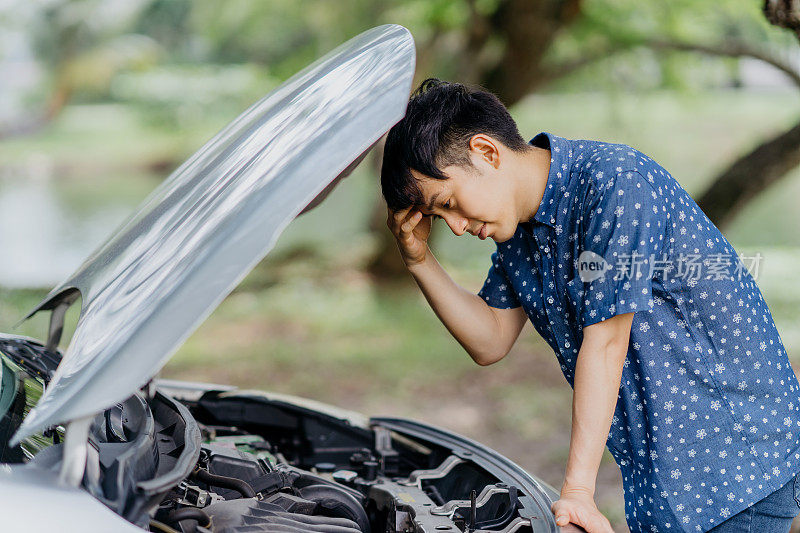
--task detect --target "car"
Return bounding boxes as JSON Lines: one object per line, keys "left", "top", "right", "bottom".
{"left": 0, "top": 25, "right": 580, "bottom": 533}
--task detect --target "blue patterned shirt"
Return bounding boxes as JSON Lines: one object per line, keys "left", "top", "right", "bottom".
{"left": 478, "top": 132, "right": 800, "bottom": 532}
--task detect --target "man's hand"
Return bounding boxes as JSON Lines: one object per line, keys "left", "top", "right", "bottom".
{"left": 387, "top": 206, "right": 433, "bottom": 267}
{"left": 551, "top": 485, "right": 613, "bottom": 532}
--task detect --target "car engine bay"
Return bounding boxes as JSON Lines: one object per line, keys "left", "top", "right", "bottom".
{"left": 1, "top": 336, "right": 557, "bottom": 533}
{"left": 151, "top": 391, "right": 534, "bottom": 533}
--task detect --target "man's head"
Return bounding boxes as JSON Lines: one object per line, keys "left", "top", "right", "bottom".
{"left": 381, "top": 78, "right": 533, "bottom": 242}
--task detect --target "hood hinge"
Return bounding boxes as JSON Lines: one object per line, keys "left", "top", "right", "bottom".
{"left": 58, "top": 416, "right": 93, "bottom": 487}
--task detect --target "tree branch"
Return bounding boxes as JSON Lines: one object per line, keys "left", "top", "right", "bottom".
{"left": 539, "top": 41, "right": 637, "bottom": 86}
{"left": 539, "top": 35, "right": 800, "bottom": 91}
{"left": 535, "top": 33, "right": 800, "bottom": 230}
{"left": 643, "top": 37, "right": 800, "bottom": 89}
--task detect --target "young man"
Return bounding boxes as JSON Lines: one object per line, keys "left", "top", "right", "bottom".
{"left": 381, "top": 79, "right": 800, "bottom": 533}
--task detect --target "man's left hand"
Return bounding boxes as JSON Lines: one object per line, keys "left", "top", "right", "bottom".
{"left": 551, "top": 486, "right": 613, "bottom": 533}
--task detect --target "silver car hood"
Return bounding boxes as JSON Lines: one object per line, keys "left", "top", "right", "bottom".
{"left": 12, "top": 24, "right": 415, "bottom": 443}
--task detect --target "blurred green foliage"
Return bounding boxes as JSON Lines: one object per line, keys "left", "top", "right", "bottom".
{"left": 5, "top": 0, "right": 797, "bottom": 117}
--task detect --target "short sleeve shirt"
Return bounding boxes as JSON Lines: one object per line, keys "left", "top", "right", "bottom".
{"left": 478, "top": 132, "right": 800, "bottom": 532}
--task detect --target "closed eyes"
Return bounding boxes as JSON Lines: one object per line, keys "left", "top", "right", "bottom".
{"left": 423, "top": 200, "right": 450, "bottom": 220}
{"left": 435, "top": 201, "right": 451, "bottom": 219}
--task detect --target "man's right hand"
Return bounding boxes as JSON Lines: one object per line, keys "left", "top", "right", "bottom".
{"left": 387, "top": 206, "right": 432, "bottom": 267}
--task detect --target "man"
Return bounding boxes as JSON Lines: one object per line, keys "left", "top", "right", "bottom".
{"left": 381, "top": 78, "right": 800, "bottom": 533}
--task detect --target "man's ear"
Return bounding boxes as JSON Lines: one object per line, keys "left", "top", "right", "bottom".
{"left": 468, "top": 134, "right": 501, "bottom": 169}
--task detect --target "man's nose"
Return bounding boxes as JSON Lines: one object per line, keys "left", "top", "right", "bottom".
{"left": 443, "top": 214, "right": 468, "bottom": 236}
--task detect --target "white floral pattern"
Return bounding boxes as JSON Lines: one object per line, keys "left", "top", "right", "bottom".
{"left": 477, "top": 132, "right": 800, "bottom": 532}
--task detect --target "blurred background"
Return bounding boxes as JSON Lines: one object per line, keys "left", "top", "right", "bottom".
{"left": 1, "top": 0, "right": 799, "bottom": 529}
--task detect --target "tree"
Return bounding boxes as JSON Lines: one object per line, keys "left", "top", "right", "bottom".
{"left": 693, "top": 0, "right": 800, "bottom": 226}
{"left": 0, "top": 0, "right": 159, "bottom": 139}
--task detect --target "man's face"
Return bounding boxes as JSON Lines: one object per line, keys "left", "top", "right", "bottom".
{"left": 412, "top": 161, "right": 518, "bottom": 243}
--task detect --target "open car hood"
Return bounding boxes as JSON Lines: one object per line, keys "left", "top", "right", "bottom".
{"left": 12, "top": 24, "right": 415, "bottom": 443}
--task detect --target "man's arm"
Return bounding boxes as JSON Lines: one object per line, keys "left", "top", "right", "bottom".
{"left": 408, "top": 249, "right": 527, "bottom": 365}
{"left": 551, "top": 312, "right": 634, "bottom": 533}
{"left": 389, "top": 207, "right": 527, "bottom": 365}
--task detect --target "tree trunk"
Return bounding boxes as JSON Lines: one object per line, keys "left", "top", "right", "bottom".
{"left": 692, "top": 1, "right": 800, "bottom": 227}
{"left": 764, "top": 0, "right": 800, "bottom": 42}
{"left": 697, "top": 119, "right": 800, "bottom": 227}
{"left": 0, "top": 80, "right": 71, "bottom": 140}
{"left": 483, "top": 0, "right": 583, "bottom": 105}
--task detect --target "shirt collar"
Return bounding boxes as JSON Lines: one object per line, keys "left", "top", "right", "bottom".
{"left": 528, "top": 132, "right": 572, "bottom": 228}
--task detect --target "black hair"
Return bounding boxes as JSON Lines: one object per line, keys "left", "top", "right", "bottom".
{"left": 380, "top": 78, "right": 528, "bottom": 211}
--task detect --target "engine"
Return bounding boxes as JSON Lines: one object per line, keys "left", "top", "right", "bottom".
{"left": 155, "top": 425, "right": 527, "bottom": 533}
{"left": 155, "top": 432, "right": 360, "bottom": 532}
{"left": 149, "top": 389, "right": 538, "bottom": 533}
